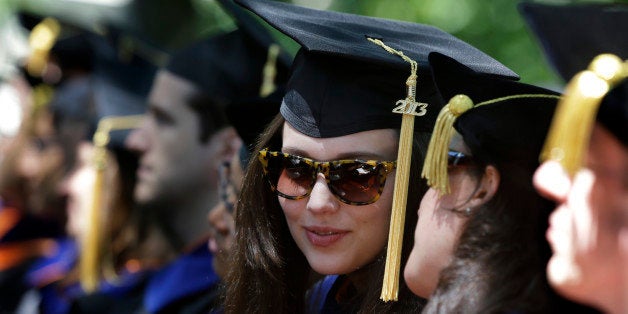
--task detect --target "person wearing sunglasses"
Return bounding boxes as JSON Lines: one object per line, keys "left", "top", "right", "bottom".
{"left": 224, "top": 1, "right": 519, "bottom": 313}
{"left": 404, "top": 53, "right": 597, "bottom": 313}
{"left": 207, "top": 80, "right": 286, "bottom": 282}
{"left": 521, "top": 3, "right": 628, "bottom": 313}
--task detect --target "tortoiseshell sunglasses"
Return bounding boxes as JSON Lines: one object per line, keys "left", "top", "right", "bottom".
{"left": 258, "top": 148, "right": 396, "bottom": 205}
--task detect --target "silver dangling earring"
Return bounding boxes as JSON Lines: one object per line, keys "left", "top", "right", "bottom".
{"left": 465, "top": 207, "right": 472, "bottom": 215}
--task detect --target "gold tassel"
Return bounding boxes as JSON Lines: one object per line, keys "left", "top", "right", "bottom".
{"left": 421, "top": 95, "right": 473, "bottom": 195}
{"left": 381, "top": 112, "right": 413, "bottom": 301}
{"left": 259, "top": 44, "right": 280, "bottom": 97}
{"left": 80, "top": 143, "right": 106, "bottom": 292}
{"left": 27, "top": 18, "right": 61, "bottom": 78}
{"left": 423, "top": 93, "right": 560, "bottom": 195}
{"left": 31, "top": 84, "right": 55, "bottom": 111}
{"left": 79, "top": 115, "right": 144, "bottom": 293}
{"left": 367, "top": 37, "right": 425, "bottom": 302}
{"left": 540, "top": 54, "right": 627, "bottom": 176}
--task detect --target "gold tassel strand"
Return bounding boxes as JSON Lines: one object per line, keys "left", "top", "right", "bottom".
{"left": 79, "top": 115, "right": 144, "bottom": 293}
{"left": 367, "top": 38, "right": 424, "bottom": 302}
{"left": 80, "top": 125, "right": 108, "bottom": 293}
{"left": 540, "top": 54, "right": 627, "bottom": 176}
{"left": 423, "top": 93, "right": 559, "bottom": 195}
{"left": 27, "top": 18, "right": 60, "bottom": 78}
{"left": 421, "top": 95, "right": 473, "bottom": 195}
{"left": 259, "top": 44, "right": 280, "bottom": 97}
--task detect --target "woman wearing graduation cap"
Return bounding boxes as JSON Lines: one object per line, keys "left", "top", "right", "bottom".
{"left": 403, "top": 53, "right": 599, "bottom": 313}
{"left": 225, "top": 0, "right": 518, "bottom": 313}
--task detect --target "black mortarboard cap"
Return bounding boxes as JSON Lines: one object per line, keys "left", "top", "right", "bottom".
{"left": 437, "top": 52, "right": 559, "bottom": 163}
{"left": 225, "top": 88, "right": 283, "bottom": 147}
{"left": 165, "top": 0, "right": 291, "bottom": 106}
{"left": 212, "top": 0, "right": 292, "bottom": 158}
{"left": 18, "top": 12, "right": 43, "bottom": 31}
{"left": 597, "top": 79, "right": 628, "bottom": 146}
{"left": 182, "top": 0, "right": 292, "bottom": 166}
{"left": 49, "top": 76, "right": 91, "bottom": 123}
{"left": 225, "top": 87, "right": 284, "bottom": 166}
{"left": 520, "top": 2, "right": 628, "bottom": 82}
{"left": 88, "top": 33, "right": 157, "bottom": 148}
{"left": 49, "top": 33, "right": 94, "bottom": 80}
{"left": 215, "top": 0, "right": 292, "bottom": 68}
{"left": 236, "top": 0, "right": 518, "bottom": 138}
{"left": 520, "top": 3, "right": 627, "bottom": 174}
{"left": 422, "top": 52, "right": 560, "bottom": 194}
{"left": 89, "top": 33, "right": 155, "bottom": 105}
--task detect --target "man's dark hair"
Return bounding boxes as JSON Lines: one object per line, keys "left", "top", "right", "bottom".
{"left": 185, "top": 91, "right": 229, "bottom": 143}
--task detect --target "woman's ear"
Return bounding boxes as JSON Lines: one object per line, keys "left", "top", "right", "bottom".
{"left": 467, "top": 165, "right": 500, "bottom": 209}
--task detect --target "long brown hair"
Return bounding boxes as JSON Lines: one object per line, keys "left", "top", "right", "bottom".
{"left": 422, "top": 157, "right": 599, "bottom": 313}
{"left": 224, "top": 114, "right": 428, "bottom": 313}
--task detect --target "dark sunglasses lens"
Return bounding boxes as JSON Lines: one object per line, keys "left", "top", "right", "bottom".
{"left": 271, "top": 155, "right": 314, "bottom": 198}
{"left": 329, "top": 162, "right": 381, "bottom": 204}
{"left": 448, "top": 151, "right": 472, "bottom": 167}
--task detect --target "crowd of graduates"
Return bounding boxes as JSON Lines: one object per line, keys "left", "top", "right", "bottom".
{"left": 0, "top": 0, "right": 625, "bottom": 313}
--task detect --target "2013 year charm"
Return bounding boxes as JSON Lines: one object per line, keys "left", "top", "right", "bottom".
{"left": 392, "top": 99, "right": 428, "bottom": 116}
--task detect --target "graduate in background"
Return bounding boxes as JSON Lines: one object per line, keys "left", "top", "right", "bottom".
{"left": 23, "top": 29, "right": 162, "bottom": 313}
{"left": 521, "top": 3, "right": 628, "bottom": 313}
{"left": 0, "top": 18, "right": 91, "bottom": 312}
{"left": 121, "top": 0, "right": 291, "bottom": 312}
{"left": 206, "top": 76, "right": 286, "bottom": 301}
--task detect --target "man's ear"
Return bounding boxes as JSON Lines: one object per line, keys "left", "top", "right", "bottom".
{"left": 467, "top": 165, "right": 500, "bottom": 209}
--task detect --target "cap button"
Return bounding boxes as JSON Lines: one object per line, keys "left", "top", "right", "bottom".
{"left": 448, "top": 94, "right": 473, "bottom": 116}
{"left": 589, "top": 53, "right": 624, "bottom": 84}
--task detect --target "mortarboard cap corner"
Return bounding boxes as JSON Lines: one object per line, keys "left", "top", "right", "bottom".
{"left": 520, "top": 2, "right": 628, "bottom": 82}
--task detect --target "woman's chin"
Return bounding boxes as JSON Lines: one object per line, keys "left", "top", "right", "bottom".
{"left": 403, "top": 267, "right": 434, "bottom": 298}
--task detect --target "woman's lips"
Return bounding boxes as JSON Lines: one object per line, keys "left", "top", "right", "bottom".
{"left": 304, "top": 226, "right": 349, "bottom": 247}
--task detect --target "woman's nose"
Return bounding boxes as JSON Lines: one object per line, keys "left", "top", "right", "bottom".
{"left": 306, "top": 173, "right": 340, "bottom": 214}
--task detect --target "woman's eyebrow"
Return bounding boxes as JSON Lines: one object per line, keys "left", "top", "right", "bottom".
{"left": 281, "top": 146, "right": 393, "bottom": 161}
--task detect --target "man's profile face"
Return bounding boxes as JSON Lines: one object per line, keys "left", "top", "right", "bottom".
{"left": 126, "top": 70, "right": 215, "bottom": 206}
{"left": 535, "top": 125, "right": 628, "bottom": 311}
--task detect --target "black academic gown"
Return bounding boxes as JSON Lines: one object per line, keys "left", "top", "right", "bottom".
{"left": 70, "top": 243, "right": 220, "bottom": 314}
{"left": 308, "top": 275, "right": 362, "bottom": 314}
{"left": 0, "top": 206, "right": 63, "bottom": 313}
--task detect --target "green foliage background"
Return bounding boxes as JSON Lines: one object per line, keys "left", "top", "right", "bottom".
{"left": 2, "top": 0, "right": 626, "bottom": 86}
{"left": 334, "top": 0, "right": 558, "bottom": 85}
